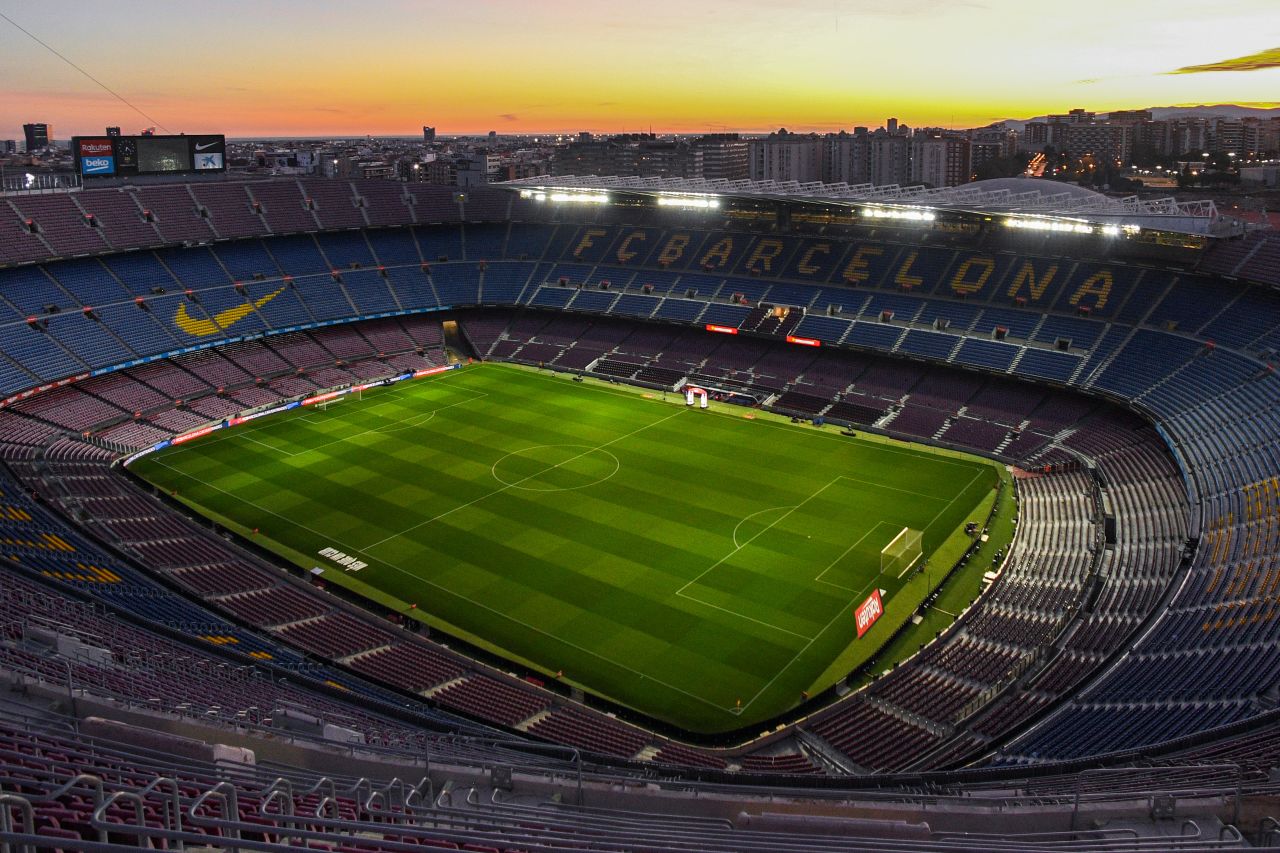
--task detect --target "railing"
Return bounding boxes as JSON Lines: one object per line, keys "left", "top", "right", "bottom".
{"left": 0, "top": 171, "right": 80, "bottom": 195}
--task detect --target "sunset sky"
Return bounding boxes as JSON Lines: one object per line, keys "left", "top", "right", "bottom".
{"left": 2, "top": 0, "right": 1278, "bottom": 139}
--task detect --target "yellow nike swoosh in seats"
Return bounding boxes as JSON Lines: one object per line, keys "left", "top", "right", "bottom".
{"left": 174, "top": 287, "right": 285, "bottom": 337}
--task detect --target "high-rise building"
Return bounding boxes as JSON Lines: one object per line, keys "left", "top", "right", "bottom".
{"left": 868, "top": 131, "right": 910, "bottom": 186}
{"left": 968, "top": 140, "right": 1005, "bottom": 172}
{"left": 106, "top": 127, "right": 121, "bottom": 137}
{"left": 824, "top": 132, "right": 870, "bottom": 185}
{"left": 422, "top": 126, "right": 436, "bottom": 143}
{"left": 1242, "top": 118, "right": 1280, "bottom": 157}
{"left": 22, "top": 123, "right": 50, "bottom": 152}
{"left": 1136, "top": 120, "right": 1174, "bottom": 157}
{"left": 1022, "top": 121, "right": 1050, "bottom": 150}
{"left": 691, "top": 133, "right": 749, "bottom": 180}
{"left": 552, "top": 133, "right": 704, "bottom": 178}
{"left": 426, "top": 156, "right": 489, "bottom": 186}
{"left": 1106, "top": 110, "right": 1152, "bottom": 126}
{"left": 911, "top": 134, "right": 970, "bottom": 188}
{"left": 1, "top": 140, "right": 15, "bottom": 155}
{"left": 1048, "top": 108, "right": 1095, "bottom": 124}
{"left": 1061, "top": 123, "right": 1131, "bottom": 164}
{"left": 1210, "top": 119, "right": 1244, "bottom": 156}
{"left": 1173, "top": 118, "right": 1210, "bottom": 155}
{"left": 748, "top": 129, "right": 824, "bottom": 182}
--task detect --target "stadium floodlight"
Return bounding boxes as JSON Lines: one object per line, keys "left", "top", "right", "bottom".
{"left": 519, "top": 189, "right": 610, "bottom": 204}
{"left": 656, "top": 194, "right": 720, "bottom": 209}
{"left": 881, "top": 527, "right": 923, "bottom": 577}
{"left": 860, "top": 205, "right": 936, "bottom": 222}
{"left": 549, "top": 191, "right": 610, "bottom": 204}
{"left": 1004, "top": 216, "right": 1092, "bottom": 235}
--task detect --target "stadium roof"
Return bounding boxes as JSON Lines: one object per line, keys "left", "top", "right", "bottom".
{"left": 498, "top": 175, "right": 1240, "bottom": 237}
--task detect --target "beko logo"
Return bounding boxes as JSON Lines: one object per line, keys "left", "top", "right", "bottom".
{"left": 82, "top": 157, "right": 115, "bottom": 175}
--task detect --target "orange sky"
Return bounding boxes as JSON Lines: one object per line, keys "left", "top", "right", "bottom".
{"left": 2, "top": 0, "right": 1278, "bottom": 138}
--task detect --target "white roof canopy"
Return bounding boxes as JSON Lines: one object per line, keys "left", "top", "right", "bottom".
{"left": 498, "top": 175, "right": 1233, "bottom": 236}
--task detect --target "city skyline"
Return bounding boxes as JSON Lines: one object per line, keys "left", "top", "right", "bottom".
{"left": 2, "top": 0, "right": 1278, "bottom": 140}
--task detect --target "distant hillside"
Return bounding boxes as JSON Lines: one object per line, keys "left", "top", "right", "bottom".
{"left": 994, "top": 105, "right": 1280, "bottom": 131}
{"left": 1144, "top": 105, "right": 1280, "bottom": 120}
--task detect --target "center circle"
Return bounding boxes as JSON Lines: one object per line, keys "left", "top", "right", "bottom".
{"left": 491, "top": 444, "right": 621, "bottom": 492}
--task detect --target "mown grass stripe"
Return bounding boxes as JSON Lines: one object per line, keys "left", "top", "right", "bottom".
{"left": 134, "top": 362, "right": 1008, "bottom": 733}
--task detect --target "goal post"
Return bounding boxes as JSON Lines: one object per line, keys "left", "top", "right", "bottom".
{"left": 881, "top": 527, "right": 923, "bottom": 576}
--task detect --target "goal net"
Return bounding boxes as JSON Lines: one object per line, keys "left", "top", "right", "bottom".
{"left": 881, "top": 527, "right": 923, "bottom": 576}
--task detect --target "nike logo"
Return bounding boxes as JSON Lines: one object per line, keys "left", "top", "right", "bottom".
{"left": 194, "top": 141, "right": 220, "bottom": 151}
{"left": 174, "top": 287, "right": 284, "bottom": 337}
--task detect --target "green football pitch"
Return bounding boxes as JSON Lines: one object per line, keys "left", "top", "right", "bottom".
{"left": 131, "top": 362, "right": 1007, "bottom": 733}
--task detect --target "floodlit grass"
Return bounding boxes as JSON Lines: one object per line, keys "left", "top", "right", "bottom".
{"left": 133, "top": 362, "right": 1009, "bottom": 733}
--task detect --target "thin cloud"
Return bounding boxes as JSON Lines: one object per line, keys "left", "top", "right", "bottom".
{"left": 498, "top": 113, "right": 519, "bottom": 122}
{"left": 1170, "top": 46, "right": 1280, "bottom": 74}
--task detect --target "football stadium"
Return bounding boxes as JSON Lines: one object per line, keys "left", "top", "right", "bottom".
{"left": 1, "top": 171, "right": 1279, "bottom": 849}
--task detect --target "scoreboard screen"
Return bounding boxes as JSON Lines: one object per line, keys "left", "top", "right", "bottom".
{"left": 73, "top": 134, "right": 226, "bottom": 177}
{"left": 137, "top": 137, "right": 190, "bottom": 173}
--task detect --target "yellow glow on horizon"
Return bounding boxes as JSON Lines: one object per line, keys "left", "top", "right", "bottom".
{"left": 1, "top": 0, "right": 1277, "bottom": 138}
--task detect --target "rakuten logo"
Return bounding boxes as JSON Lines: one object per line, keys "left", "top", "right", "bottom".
{"left": 855, "top": 589, "right": 884, "bottom": 638}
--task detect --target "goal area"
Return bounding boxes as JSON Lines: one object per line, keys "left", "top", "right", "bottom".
{"left": 881, "top": 527, "right": 923, "bottom": 576}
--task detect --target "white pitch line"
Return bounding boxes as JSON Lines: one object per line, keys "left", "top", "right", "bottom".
{"left": 925, "top": 468, "right": 986, "bottom": 531}
{"left": 505, "top": 362, "right": 981, "bottom": 471}
{"left": 151, "top": 363, "right": 997, "bottom": 719}
{"left": 813, "top": 521, "right": 895, "bottom": 591}
{"left": 147, "top": 452, "right": 733, "bottom": 713}
{"left": 731, "top": 505, "right": 795, "bottom": 550}
{"left": 359, "top": 408, "right": 686, "bottom": 553}
{"left": 239, "top": 433, "right": 284, "bottom": 454}
{"left": 736, "top": 596, "right": 855, "bottom": 715}
{"left": 279, "top": 391, "right": 487, "bottom": 459}
{"left": 674, "top": 473, "right": 954, "bottom": 644}
{"left": 835, "top": 474, "right": 952, "bottom": 502}
{"left": 675, "top": 476, "right": 844, "bottom": 598}
{"left": 164, "top": 366, "right": 482, "bottom": 456}
{"left": 676, "top": 590, "right": 810, "bottom": 640}
{"left": 737, "top": 467, "right": 991, "bottom": 714}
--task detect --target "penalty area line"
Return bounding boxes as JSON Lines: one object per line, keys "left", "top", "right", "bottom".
{"left": 676, "top": 476, "right": 844, "bottom": 597}
{"left": 813, "top": 520, "right": 897, "bottom": 592}
{"left": 675, "top": 590, "right": 810, "bottom": 640}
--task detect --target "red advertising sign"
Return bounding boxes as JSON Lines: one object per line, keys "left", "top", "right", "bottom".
{"left": 412, "top": 364, "right": 454, "bottom": 378}
{"left": 855, "top": 589, "right": 884, "bottom": 638}
{"left": 79, "top": 139, "right": 113, "bottom": 156}
{"left": 786, "top": 335, "right": 821, "bottom": 347}
{"left": 302, "top": 389, "right": 345, "bottom": 406}
{"left": 171, "top": 424, "right": 220, "bottom": 445}
{"left": 705, "top": 324, "right": 738, "bottom": 335}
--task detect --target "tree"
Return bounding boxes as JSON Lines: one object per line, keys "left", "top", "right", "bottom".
{"left": 974, "top": 153, "right": 1031, "bottom": 182}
